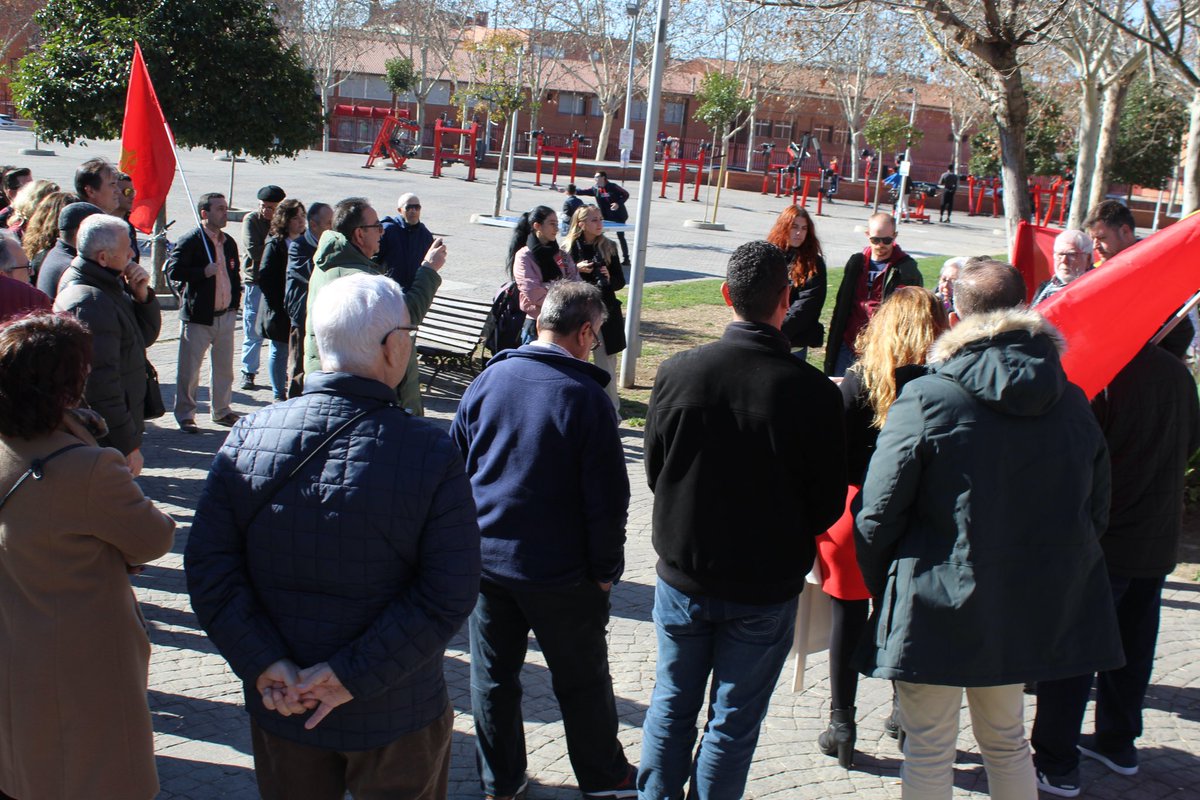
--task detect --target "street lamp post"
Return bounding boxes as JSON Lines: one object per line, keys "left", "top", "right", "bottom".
{"left": 621, "top": 2, "right": 641, "bottom": 166}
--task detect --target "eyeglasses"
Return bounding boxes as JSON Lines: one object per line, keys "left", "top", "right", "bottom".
{"left": 869, "top": 236, "right": 895, "bottom": 245}
{"left": 357, "top": 223, "right": 384, "bottom": 230}
{"left": 380, "top": 325, "right": 419, "bottom": 345}
{"left": 404, "top": 204, "right": 421, "bottom": 210}
{"left": 586, "top": 323, "right": 601, "bottom": 352}
{"left": 1053, "top": 251, "right": 1085, "bottom": 259}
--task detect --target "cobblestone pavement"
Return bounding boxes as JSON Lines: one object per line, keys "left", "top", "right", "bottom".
{"left": 134, "top": 319, "right": 1200, "bottom": 800}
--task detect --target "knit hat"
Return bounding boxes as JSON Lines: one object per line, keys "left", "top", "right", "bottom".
{"left": 58, "top": 202, "right": 103, "bottom": 233}
{"left": 257, "top": 185, "right": 286, "bottom": 202}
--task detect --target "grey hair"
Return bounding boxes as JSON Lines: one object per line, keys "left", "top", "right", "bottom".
{"left": 1055, "top": 229, "right": 1093, "bottom": 254}
{"left": 538, "top": 281, "right": 607, "bottom": 335}
{"left": 0, "top": 231, "right": 19, "bottom": 271}
{"left": 77, "top": 214, "right": 130, "bottom": 262}
{"left": 311, "top": 273, "right": 409, "bottom": 376}
{"left": 398, "top": 192, "right": 419, "bottom": 208}
{"left": 941, "top": 256, "right": 967, "bottom": 279}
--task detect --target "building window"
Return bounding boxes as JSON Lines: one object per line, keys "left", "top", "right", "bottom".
{"left": 631, "top": 100, "right": 648, "bottom": 122}
{"left": 754, "top": 118, "right": 772, "bottom": 138}
{"left": 664, "top": 102, "right": 685, "bottom": 124}
{"left": 589, "top": 96, "right": 604, "bottom": 117}
{"left": 773, "top": 120, "right": 793, "bottom": 140}
{"left": 396, "top": 80, "right": 452, "bottom": 106}
{"left": 343, "top": 72, "right": 392, "bottom": 102}
{"left": 813, "top": 126, "right": 831, "bottom": 142}
{"left": 532, "top": 42, "right": 565, "bottom": 59}
{"left": 834, "top": 129, "right": 849, "bottom": 145}
{"left": 558, "top": 91, "right": 586, "bottom": 115}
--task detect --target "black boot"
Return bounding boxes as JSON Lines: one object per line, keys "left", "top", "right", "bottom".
{"left": 817, "top": 706, "right": 857, "bottom": 768}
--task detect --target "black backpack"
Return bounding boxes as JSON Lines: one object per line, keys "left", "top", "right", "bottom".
{"left": 486, "top": 281, "right": 525, "bottom": 355}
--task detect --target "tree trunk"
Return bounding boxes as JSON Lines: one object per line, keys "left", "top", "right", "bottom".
{"left": 1089, "top": 75, "right": 1133, "bottom": 211}
{"left": 849, "top": 129, "right": 861, "bottom": 182}
{"left": 321, "top": 87, "right": 332, "bottom": 152}
{"left": 1066, "top": 80, "right": 1101, "bottom": 229}
{"left": 493, "top": 118, "right": 510, "bottom": 218}
{"left": 1182, "top": 88, "right": 1200, "bottom": 215}
{"left": 527, "top": 108, "right": 539, "bottom": 156}
{"left": 953, "top": 135, "right": 963, "bottom": 174}
{"left": 745, "top": 111, "right": 756, "bottom": 171}
{"left": 994, "top": 70, "right": 1033, "bottom": 253}
{"left": 594, "top": 108, "right": 616, "bottom": 161}
{"left": 415, "top": 95, "right": 427, "bottom": 139}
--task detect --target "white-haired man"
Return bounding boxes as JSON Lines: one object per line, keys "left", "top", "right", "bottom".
{"left": 379, "top": 192, "right": 435, "bottom": 289}
{"left": 936, "top": 256, "right": 966, "bottom": 313}
{"left": 187, "top": 273, "right": 481, "bottom": 800}
{"left": 1032, "top": 230, "right": 1093, "bottom": 307}
{"left": 55, "top": 214, "right": 161, "bottom": 475}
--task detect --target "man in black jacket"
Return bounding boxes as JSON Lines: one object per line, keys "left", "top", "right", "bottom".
{"left": 166, "top": 192, "right": 241, "bottom": 433}
{"left": 824, "top": 212, "right": 922, "bottom": 376}
{"left": 639, "top": 241, "right": 847, "bottom": 800}
{"left": 378, "top": 192, "right": 434, "bottom": 289}
{"left": 54, "top": 214, "right": 161, "bottom": 475}
{"left": 1031, "top": 343, "right": 1200, "bottom": 796}
{"left": 36, "top": 202, "right": 102, "bottom": 300}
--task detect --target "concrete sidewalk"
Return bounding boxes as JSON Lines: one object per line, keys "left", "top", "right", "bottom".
{"left": 135, "top": 316, "right": 1200, "bottom": 800}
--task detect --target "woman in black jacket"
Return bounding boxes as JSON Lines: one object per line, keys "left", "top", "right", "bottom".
{"left": 256, "top": 198, "right": 306, "bottom": 402}
{"left": 815, "top": 286, "right": 947, "bottom": 768}
{"left": 564, "top": 205, "right": 626, "bottom": 413}
{"left": 766, "top": 205, "right": 826, "bottom": 362}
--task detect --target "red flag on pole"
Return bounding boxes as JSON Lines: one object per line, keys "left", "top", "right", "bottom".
{"left": 1038, "top": 211, "right": 1200, "bottom": 400}
{"left": 119, "top": 42, "right": 175, "bottom": 233}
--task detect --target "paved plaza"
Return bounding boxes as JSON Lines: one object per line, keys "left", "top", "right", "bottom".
{"left": 5, "top": 133, "right": 1200, "bottom": 798}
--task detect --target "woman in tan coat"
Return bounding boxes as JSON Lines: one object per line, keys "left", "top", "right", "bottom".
{"left": 0, "top": 313, "right": 175, "bottom": 800}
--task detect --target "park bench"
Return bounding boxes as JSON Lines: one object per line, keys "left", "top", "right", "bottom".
{"left": 415, "top": 293, "right": 494, "bottom": 391}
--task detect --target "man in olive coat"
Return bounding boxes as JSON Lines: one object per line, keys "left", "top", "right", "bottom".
{"left": 855, "top": 258, "right": 1123, "bottom": 799}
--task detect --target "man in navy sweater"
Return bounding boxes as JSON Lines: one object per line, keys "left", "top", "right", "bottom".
{"left": 452, "top": 281, "right": 636, "bottom": 800}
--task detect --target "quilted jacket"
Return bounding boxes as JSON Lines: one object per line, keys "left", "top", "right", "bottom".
{"left": 185, "top": 371, "right": 481, "bottom": 750}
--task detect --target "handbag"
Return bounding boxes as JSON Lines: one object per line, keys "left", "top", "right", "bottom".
{"left": 144, "top": 359, "right": 166, "bottom": 420}
{"left": 0, "top": 443, "right": 87, "bottom": 513}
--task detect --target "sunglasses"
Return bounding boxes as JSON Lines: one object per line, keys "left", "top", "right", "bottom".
{"left": 357, "top": 223, "right": 384, "bottom": 230}
{"left": 380, "top": 325, "right": 419, "bottom": 345}
{"left": 869, "top": 236, "right": 895, "bottom": 245}
{"left": 404, "top": 204, "right": 421, "bottom": 210}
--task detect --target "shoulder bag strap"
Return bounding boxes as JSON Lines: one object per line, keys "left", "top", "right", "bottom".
{"left": 0, "top": 443, "right": 89, "bottom": 514}
{"left": 239, "top": 402, "right": 397, "bottom": 533}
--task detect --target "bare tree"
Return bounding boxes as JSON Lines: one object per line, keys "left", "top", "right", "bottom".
{"left": 1082, "top": 0, "right": 1200, "bottom": 213}
{"left": 944, "top": 79, "right": 987, "bottom": 173}
{"left": 369, "top": 0, "right": 475, "bottom": 133}
{"left": 275, "top": 0, "right": 365, "bottom": 151}
{"left": 493, "top": 0, "right": 567, "bottom": 154}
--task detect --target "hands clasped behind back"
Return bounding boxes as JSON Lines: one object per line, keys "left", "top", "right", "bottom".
{"left": 256, "top": 658, "right": 355, "bottom": 731}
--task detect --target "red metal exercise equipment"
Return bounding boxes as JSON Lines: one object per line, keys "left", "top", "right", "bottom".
{"left": 789, "top": 172, "right": 824, "bottom": 216}
{"left": 431, "top": 119, "right": 480, "bottom": 181}
{"left": 660, "top": 142, "right": 707, "bottom": 201}
{"left": 1031, "top": 177, "right": 1069, "bottom": 227}
{"left": 532, "top": 132, "right": 585, "bottom": 188}
{"left": 967, "top": 176, "right": 1002, "bottom": 217}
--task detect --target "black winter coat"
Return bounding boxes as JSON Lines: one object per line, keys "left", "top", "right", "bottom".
{"left": 569, "top": 237, "right": 626, "bottom": 354}
{"left": 54, "top": 258, "right": 162, "bottom": 455}
{"left": 165, "top": 227, "right": 241, "bottom": 325}
{"left": 256, "top": 235, "right": 291, "bottom": 343}
{"left": 186, "top": 372, "right": 481, "bottom": 750}
{"left": 285, "top": 232, "right": 318, "bottom": 329}
{"left": 645, "top": 321, "right": 847, "bottom": 604}
{"left": 855, "top": 309, "right": 1123, "bottom": 686}
{"left": 1092, "top": 344, "right": 1200, "bottom": 577}
{"left": 781, "top": 254, "right": 827, "bottom": 349}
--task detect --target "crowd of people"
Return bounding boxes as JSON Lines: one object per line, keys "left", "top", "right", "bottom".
{"left": 0, "top": 156, "right": 1197, "bottom": 800}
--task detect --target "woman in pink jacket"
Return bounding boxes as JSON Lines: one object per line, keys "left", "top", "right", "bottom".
{"left": 506, "top": 205, "right": 580, "bottom": 344}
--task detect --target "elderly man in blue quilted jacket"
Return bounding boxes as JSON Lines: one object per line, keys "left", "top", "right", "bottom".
{"left": 186, "top": 273, "right": 481, "bottom": 800}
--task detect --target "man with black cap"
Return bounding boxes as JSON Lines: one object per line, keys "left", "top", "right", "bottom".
{"left": 240, "top": 185, "right": 285, "bottom": 390}
{"left": 36, "top": 202, "right": 103, "bottom": 300}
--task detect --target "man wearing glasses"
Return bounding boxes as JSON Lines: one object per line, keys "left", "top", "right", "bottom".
{"left": 116, "top": 171, "right": 141, "bottom": 263}
{"left": 824, "top": 212, "right": 923, "bottom": 377}
{"left": 378, "top": 192, "right": 435, "bottom": 290}
{"left": 303, "top": 197, "right": 446, "bottom": 416}
{"left": 1032, "top": 230, "right": 1094, "bottom": 307}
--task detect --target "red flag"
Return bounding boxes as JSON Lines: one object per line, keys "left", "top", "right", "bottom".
{"left": 119, "top": 43, "right": 176, "bottom": 233}
{"left": 1038, "top": 212, "right": 1200, "bottom": 399}
{"left": 1012, "top": 220, "right": 1063, "bottom": 303}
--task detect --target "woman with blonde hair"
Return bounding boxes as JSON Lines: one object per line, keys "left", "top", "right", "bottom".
{"left": 766, "top": 204, "right": 826, "bottom": 359}
{"left": 21, "top": 190, "right": 77, "bottom": 275}
{"left": 7, "top": 179, "right": 59, "bottom": 239}
{"left": 564, "top": 204, "right": 626, "bottom": 412}
{"left": 814, "top": 286, "right": 949, "bottom": 768}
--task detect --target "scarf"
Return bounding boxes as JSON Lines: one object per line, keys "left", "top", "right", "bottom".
{"left": 527, "top": 232, "right": 564, "bottom": 282}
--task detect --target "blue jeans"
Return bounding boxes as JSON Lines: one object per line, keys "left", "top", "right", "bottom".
{"left": 832, "top": 342, "right": 856, "bottom": 378}
{"left": 266, "top": 340, "right": 288, "bottom": 399}
{"left": 241, "top": 284, "right": 263, "bottom": 376}
{"left": 637, "top": 578, "right": 798, "bottom": 800}
{"left": 470, "top": 579, "right": 629, "bottom": 797}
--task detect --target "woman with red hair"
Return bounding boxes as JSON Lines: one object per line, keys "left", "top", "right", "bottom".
{"left": 766, "top": 205, "right": 826, "bottom": 360}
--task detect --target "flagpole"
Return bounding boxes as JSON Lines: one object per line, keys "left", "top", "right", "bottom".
{"left": 164, "top": 121, "right": 215, "bottom": 264}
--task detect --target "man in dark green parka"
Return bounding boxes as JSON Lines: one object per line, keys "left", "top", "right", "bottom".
{"left": 855, "top": 258, "right": 1124, "bottom": 798}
